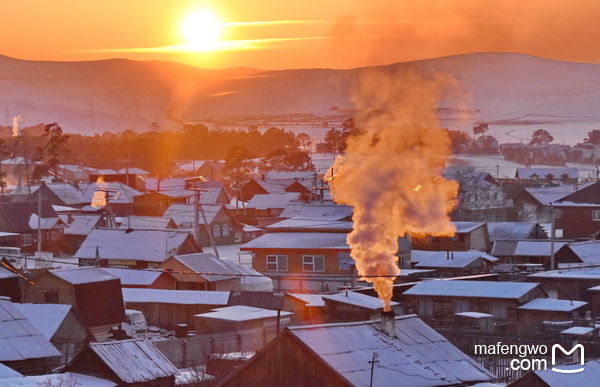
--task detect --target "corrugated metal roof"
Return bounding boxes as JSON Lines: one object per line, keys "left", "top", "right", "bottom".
{"left": 530, "top": 267, "right": 600, "bottom": 280}
{"left": 89, "top": 339, "right": 179, "bottom": 383}
{"left": 267, "top": 219, "right": 353, "bottom": 231}
{"left": 288, "top": 315, "right": 494, "bottom": 386}
{"left": 240, "top": 232, "right": 350, "bottom": 250}
{"left": 516, "top": 167, "right": 579, "bottom": 180}
{"left": 404, "top": 280, "right": 540, "bottom": 299}
{"left": 0, "top": 298, "right": 61, "bottom": 361}
{"left": 14, "top": 303, "right": 72, "bottom": 340}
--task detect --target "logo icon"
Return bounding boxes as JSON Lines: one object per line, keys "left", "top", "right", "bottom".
{"left": 551, "top": 344, "right": 585, "bottom": 374}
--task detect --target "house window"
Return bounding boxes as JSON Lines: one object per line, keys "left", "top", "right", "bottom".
{"left": 453, "top": 301, "right": 470, "bottom": 314}
{"left": 303, "top": 255, "right": 325, "bottom": 272}
{"left": 417, "top": 300, "right": 433, "bottom": 317}
{"left": 593, "top": 210, "right": 600, "bottom": 221}
{"left": 490, "top": 302, "right": 508, "bottom": 320}
{"left": 213, "top": 224, "right": 221, "bottom": 237}
{"left": 222, "top": 224, "right": 231, "bottom": 236}
{"left": 234, "top": 232, "right": 242, "bottom": 243}
{"left": 21, "top": 234, "right": 33, "bottom": 246}
{"left": 266, "top": 255, "right": 288, "bottom": 271}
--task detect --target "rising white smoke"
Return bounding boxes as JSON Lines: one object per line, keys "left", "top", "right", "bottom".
{"left": 331, "top": 70, "right": 459, "bottom": 311}
{"left": 12, "top": 115, "right": 21, "bottom": 137}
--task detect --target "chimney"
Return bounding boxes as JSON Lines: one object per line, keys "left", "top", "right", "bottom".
{"left": 380, "top": 310, "right": 396, "bottom": 338}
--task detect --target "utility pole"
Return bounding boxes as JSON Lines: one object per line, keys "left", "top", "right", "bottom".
{"left": 550, "top": 202, "right": 555, "bottom": 270}
{"left": 187, "top": 179, "right": 220, "bottom": 258}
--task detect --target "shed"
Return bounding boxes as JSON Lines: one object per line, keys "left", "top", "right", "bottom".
{"left": 517, "top": 298, "right": 588, "bottom": 333}
{"left": 194, "top": 305, "right": 293, "bottom": 334}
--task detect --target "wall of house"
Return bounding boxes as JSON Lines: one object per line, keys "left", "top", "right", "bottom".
{"left": 50, "top": 311, "right": 91, "bottom": 368}
{"left": 561, "top": 206, "right": 600, "bottom": 239}
{"left": 529, "top": 277, "right": 600, "bottom": 302}
{"left": 517, "top": 309, "right": 579, "bottom": 333}
{"left": 23, "top": 275, "right": 76, "bottom": 305}
{"left": 591, "top": 291, "right": 600, "bottom": 318}
{"left": 124, "top": 302, "right": 217, "bottom": 331}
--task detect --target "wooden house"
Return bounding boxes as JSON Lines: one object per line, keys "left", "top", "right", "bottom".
{"left": 515, "top": 167, "right": 579, "bottom": 186}
{"left": 193, "top": 305, "right": 293, "bottom": 335}
{"left": 21, "top": 267, "right": 126, "bottom": 341}
{"left": 0, "top": 200, "right": 65, "bottom": 254}
{"left": 491, "top": 239, "right": 569, "bottom": 267}
{"left": 24, "top": 182, "right": 87, "bottom": 208}
{"left": 133, "top": 191, "right": 188, "bottom": 216}
{"left": 64, "top": 339, "right": 179, "bottom": 386}
{"left": 588, "top": 285, "right": 600, "bottom": 318}
{"left": 528, "top": 267, "right": 600, "bottom": 301}
{"left": 0, "top": 265, "right": 21, "bottom": 301}
{"left": 402, "top": 280, "right": 546, "bottom": 333}
{"left": 0, "top": 297, "right": 61, "bottom": 375}
{"left": 122, "top": 288, "right": 229, "bottom": 330}
{"left": 554, "top": 240, "right": 600, "bottom": 267}
{"left": 321, "top": 291, "right": 403, "bottom": 323}
{"left": 61, "top": 214, "right": 106, "bottom": 255}
{"left": 74, "top": 228, "right": 200, "bottom": 269}
{"left": 15, "top": 303, "right": 93, "bottom": 368}
{"left": 219, "top": 314, "right": 494, "bottom": 386}
{"left": 411, "top": 221, "right": 489, "bottom": 252}
{"left": 243, "top": 192, "right": 302, "bottom": 227}
{"left": 517, "top": 298, "right": 587, "bottom": 333}
{"left": 511, "top": 184, "right": 583, "bottom": 223}
{"left": 101, "top": 267, "right": 177, "bottom": 289}
{"left": 555, "top": 181, "right": 600, "bottom": 239}
{"left": 240, "top": 232, "right": 355, "bottom": 293}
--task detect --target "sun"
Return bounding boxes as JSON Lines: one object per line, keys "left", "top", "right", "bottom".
{"left": 181, "top": 11, "right": 223, "bottom": 50}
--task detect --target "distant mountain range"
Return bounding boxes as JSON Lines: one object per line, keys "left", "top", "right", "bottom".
{"left": 2, "top": 52, "right": 600, "bottom": 136}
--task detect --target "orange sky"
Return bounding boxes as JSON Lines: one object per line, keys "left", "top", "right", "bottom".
{"left": 3, "top": 0, "right": 600, "bottom": 70}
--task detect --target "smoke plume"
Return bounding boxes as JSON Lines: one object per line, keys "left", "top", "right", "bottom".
{"left": 12, "top": 115, "right": 21, "bottom": 137}
{"left": 331, "top": 70, "right": 459, "bottom": 310}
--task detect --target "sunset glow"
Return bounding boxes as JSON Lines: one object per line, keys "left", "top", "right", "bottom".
{"left": 181, "top": 11, "right": 223, "bottom": 50}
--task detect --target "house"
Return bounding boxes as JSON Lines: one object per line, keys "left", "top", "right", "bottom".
{"left": 508, "top": 359, "right": 600, "bottom": 387}
{"left": 163, "top": 203, "right": 241, "bottom": 246}
{"left": 122, "top": 288, "right": 230, "bottom": 330}
{"left": 266, "top": 201, "right": 354, "bottom": 233}
{"left": 193, "top": 305, "right": 293, "bottom": 335}
{"left": 0, "top": 297, "right": 61, "bottom": 375}
{"left": 411, "top": 221, "right": 489, "bottom": 252}
{"left": 554, "top": 240, "right": 600, "bottom": 267}
{"left": 0, "top": 200, "right": 65, "bottom": 254}
{"left": 243, "top": 192, "right": 302, "bottom": 227}
{"left": 527, "top": 267, "right": 600, "bottom": 301}
{"left": 321, "top": 291, "right": 403, "bottom": 322}
{"left": 402, "top": 280, "right": 546, "bottom": 332}
{"left": 21, "top": 267, "right": 126, "bottom": 341}
{"left": 511, "top": 184, "right": 586, "bottom": 223}
{"left": 24, "top": 182, "right": 87, "bottom": 208}
{"left": 133, "top": 191, "right": 188, "bottom": 216}
{"left": 157, "top": 253, "right": 273, "bottom": 291}
{"left": 487, "top": 222, "right": 548, "bottom": 243}
{"left": 413, "top": 250, "right": 498, "bottom": 276}
{"left": 60, "top": 214, "right": 106, "bottom": 255}
{"left": 515, "top": 167, "right": 579, "bottom": 186}
{"left": 554, "top": 181, "right": 600, "bottom": 239}
{"left": 240, "top": 232, "right": 355, "bottom": 293}
{"left": 116, "top": 215, "right": 178, "bottom": 230}
{"left": 15, "top": 303, "right": 92, "bottom": 368}
{"left": 74, "top": 228, "right": 200, "bottom": 269}
{"left": 64, "top": 339, "right": 179, "bottom": 386}
{"left": 219, "top": 314, "right": 495, "bottom": 386}
{"left": 491, "top": 239, "right": 570, "bottom": 267}
{"left": 79, "top": 181, "right": 142, "bottom": 216}
{"left": 101, "top": 267, "right": 177, "bottom": 289}
{"left": 517, "top": 298, "right": 588, "bottom": 333}
{"left": 56, "top": 164, "right": 91, "bottom": 182}
{"left": 0, "top": 265, "right": 21, "bottom": 301}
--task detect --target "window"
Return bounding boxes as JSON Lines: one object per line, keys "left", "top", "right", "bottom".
{"left": 213, "top": 224, "right": 221, "bottom": 237}
{"left": 266, "top": 255, "right": 288, "bottom": 271}
{"left": 490, "top": 302, "right": 508, "bottom": 320}
{"left": 593, "top": 210, "right": 600, "bottom": 221}
{"left": 453, "top": 301, "right": 470, "bottom": 314}
{"left": 417, "top": 300, "right": 433, "bottom": 317}
{"left": 303, "top": 255, "right": 325, "bottom": 272}
{"left": 222, "top": 224, "right": 230, "bottom": 236}
{"left": 234, "top": 232, "right": 242, "bottom": 243}
{"left": 21, "top": 234, "right": 33, "bottom": 246}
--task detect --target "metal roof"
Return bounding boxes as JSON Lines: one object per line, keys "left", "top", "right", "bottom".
{"left": 0, "top": 298, "right": 61, "bottom": 361}
{"left": 415, "top": 250, "right": 498, "bottom": 269}
{"left": 486, "top": 222, "right": 541, "bottom": 241}
{"left": 88, "top": 339, "right": 179, "bottom": 383}
{"left": 241, "top": 232, "right": 350, "bottom": 251}
{"left": 518, "top": 298, "right": 587, "bottom": 312}
{"left": 14, "top": 303, "right": 72, "bottom": 340}
{"left": 404, "top": 280, "right": 540, "bottom": 299}
{"left": 246, "top": 192, "right": 301, "bottom": 209}
{"left": 322, "top": 291, "right": 399, "bottom": 310}
{"left": 50, "top": 267, "right": 119, "bottom": 285}
{"left": 195, "top": 305, "right": 292, "bottom": 322}
{"left": 491, "top": 240, "right": 569, "bottom": 257}
{"left": 288, "top": 314, "right": 494, "bottom": 386}
{"left": 101, "top": 268, "right": 162, "bottom": 286}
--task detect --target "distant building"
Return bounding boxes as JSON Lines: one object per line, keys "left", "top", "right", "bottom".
{"left": 555, "top": 181, "right": 600, "bottom": 239}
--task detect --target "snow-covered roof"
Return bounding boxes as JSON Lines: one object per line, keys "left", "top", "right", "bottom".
{"left": 116, "top": 215, "right": 176, "bottom": 230}
{"left": 279, "top": 202, "right": 353, "bottom": 220}
{"left": 518, "top": 298, "right": 587, "bottom": 312}
{"left": 455, "top": 312, "right": 494, "bottom": 319}
{"left": 79, "top": 182, "right": 142, "bottom": 204}
{"left": 524, "top": 184, "right": 589, "bottom": 205}
{"left": 14, "top": 303, "right": 72, "bottom": 339}
{"left": 116, "top": 167, "right": 148, "bottom": 175}
{"left": 26, "top": 183, "right": 88, "bottom": 205}
{"left": 87, "top": 339, "right": 179, "bottom": 383}
{"left": 286, "top": 314, "right": 494, "bottom": 386}
{"left": 453, "top": 221, "right": 487, "bottom": 233}
{"left": 516, "top": 167, "right": 579, "bottom": 180}
{"left": 0, "top": 297, "right": 61, "bottom": 361}
{"left": 322, "top": 291, "right": 399, "bottom": 310}
{"left": 561, "top": 326, "right": 595, "bottom": 336}
{"left": 491, "top": 240, "right": 569, "bottom": 257}
{"left": 163, "top": 203, "right": 224, "bottom": 225}
{"left": 74, "top": 229, "right": 194, "bottom": 262}
{"left": 50, "top": 267, "right": 119, "bottom": 285}
{"left": 288, "top": 293, "right": 325, "bottom": 307}
{"left": 62, "top": 214, "right": 103, "bottom": 235}
{"left": 0, "top": 267, "right": 18, "bottom": 280}
{"left": 404, "top": 280, "right": 540, "bottom": 299}
{"left": 528, "top": 359, "right": 600, "bottom": 385}
{"left": 0, "top": 362, "right": 22, "bottom": 378}
{"left": 486, "top": 222, "right": 544, "bottom": 241}
{"left": 266, "top": 219, "right": 353, "bottom": 231}
{"left": 241, "top": 232, "right": 350, "bottom": 251}
{"left": 28, "top": 214, "right": 62, "bottom": 230}
{"left": 415, "top": 250, "right": 498, "bottom": 269}
{"left": 122, "top": 288, "right": 229, "bottom": 305}
{"left": 246, "top": 192, "right": 301, "bottom": 209}
{"left": 560, "top": 240, "right": 600, "bottom": 265}
{"left": 530, "top": 267, "right": 600, "bottom": 280}
{"left": 195, "top": 305, "right": 292, "bottom": 322}
{"left": 101, "top": 268, "right": 163, "bottom": 286}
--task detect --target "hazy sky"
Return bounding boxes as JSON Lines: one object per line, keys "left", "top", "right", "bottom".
{"left": 3, "top": 0, "right": 600, "bottom": 70}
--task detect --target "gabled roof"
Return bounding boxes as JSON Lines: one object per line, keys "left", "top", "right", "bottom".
{"left": 26, "top": 182, "right": 87, "bottom": 206}
{"left": 322, "top": 291, "right": 399, "bottom": 310}
{"left": 522, "top": 359, "right": 600, "bottom": 385}
{"left": 557, "top": 240, "right": 600, "bottom": 265}
{"left": 62, "top": 214, "right": 104, "bottom": 235}
{"left": 415, "top": 250, "right": 498, "bottom": 269}
{"left": 116, "top": 215, "right": 177, "bottom": 230}
{"left": 266, "top": 219, "right": 353, "bottom": 232}
{"left": 84, "top": 339, "right": 179, "bottom": 383}
{"left": 453, "top": 221, "right": 487, "bottom": 233}
{"left": 517, "top": 298, "right": 587, "bottom": 312}
{"left": 0, "top": 372, "right": 115, "bottom": 386}
{"left": 0, "top": 200, "right": 58, "bottom": 233}
{"left": 516, "top": 167, "right": 579, "bottom": 180}
{"left": 116, "top": 167, "right": 148, "bottom": 175}
{"left": 75, "top": 229, "right": 196, "bottom": 262}
{"left": 278, "top": 202, "right": 353, "bottom": 220}
{"left": 240, "top": 232, "right": 350, "bottom": 251}
{"left": 522, "top": 184, "right": 590, "bottom": 206}
{"left": 101, "top": 268, "right": 163, "bottom": 286}
{"left": 14, "top": 303, "right": 72, "bottom": 340}
{"left": 122, "top": 288, "right": 229, "bottom": 305}
{"left": 491, "top": 240, "right": 570, "bottom": 257}
{"left": 487, "top": 222, "right": 546, "bottom": 241}
{"left": 50, "top": 267, "right": 120, "bottom": 285}
{"left": 79, "top": 182, "right": 141, "bottom": 204}
{"left": 556, "top": 181, "right": 600, "bottom": 206}
{"left": 403, "top": 280, "right": 540, "bottom": 300}
{"left": 0, "top": 297, "right": 61, "bottom": 361}
{"left": 530, "top": 267, "right": 600, "bottom": 280}
{"left": 195, "top": 305, "right": 292, "bottom": 322}
{"left": 246, "top": 192, "right": 301, "bottom": 209}
{"left": 284, "top": 315, "right": 494, "bottom": 386}
{"left": 163, "top": 203, "right": 225, "bottom": 225}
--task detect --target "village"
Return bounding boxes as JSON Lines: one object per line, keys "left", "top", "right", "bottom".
{"left": 1, "top": 133, "right": 600, "bottom": 386}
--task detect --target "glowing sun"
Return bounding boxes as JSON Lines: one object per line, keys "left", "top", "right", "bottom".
{"left": 182, "top": 11, "right": 223, "bottom": 49}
